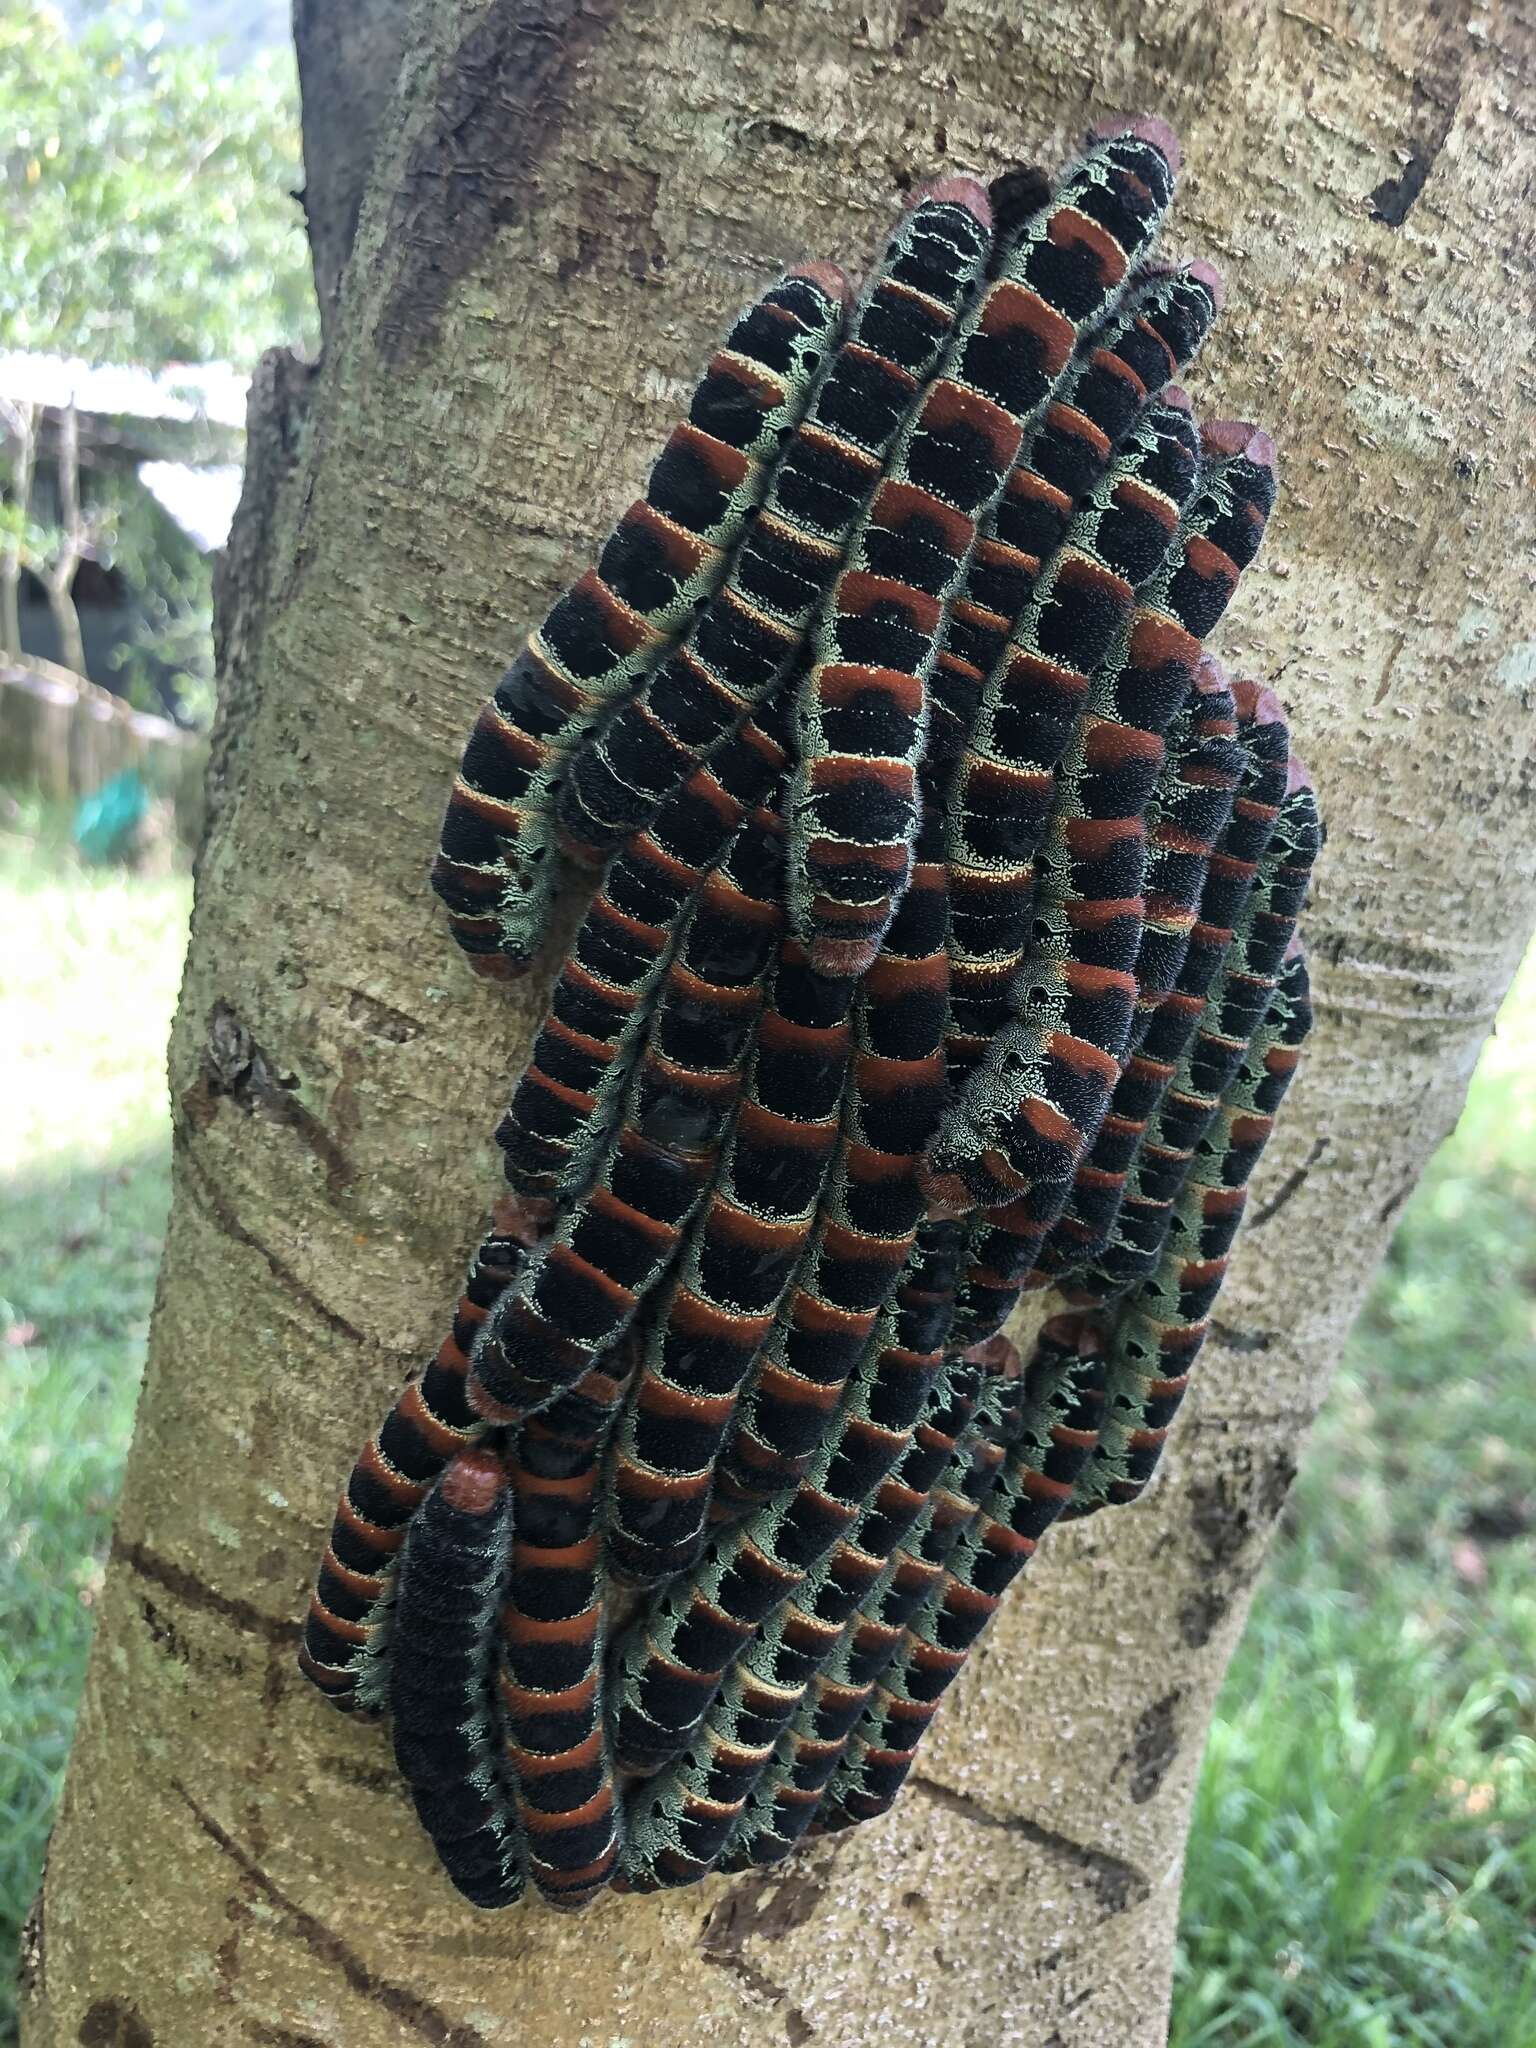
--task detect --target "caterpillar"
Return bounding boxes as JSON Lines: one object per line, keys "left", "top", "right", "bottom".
{"left": 468, "top": 797, "right": 788, "bottom": 1427}
{"left": 1025, "top": 661, "right": 1246, "bottom": 1285}
{"left": 602, "top": 924, "right": 857, "bottom": 1588}
{"left": 923, "top": 417, "right": 1279, "bottom": 1218}
{"left": 618, "top": 1238, "right": 973, "bottom": 1884}
{"left": 944, "top": 671, "right": 1292, "bottom": 1348}
{"left": 388, "top": 1445, "right": 525, "bottom": 1909}
{"left": 717, "top": 1352, "right": 987, "bottom": 1869}
{"left": 816, "top": 1325, "right": 1103, "bottom": 1828}
{"left": 1066, "top": 700, "right": 1309, "bottom": 1313}
{"left": 943, "top": 259, "right": 1222, "bottom": 690}
{"left": 768, "top": 1357, "right": 1030, "bottom": 1848}
{"left": 634, "top": 1295, "right": 997, "bottom": 1883}
{"left": 942, "top": 395, "right": 1207, "bottom": 1105}
{"left": 1065, "top": 942, "right": 1315, "bottom": 1516}
{"left": 692, "top": 607, "right": 968, "bottom": 1533}
{"left": 493, "top": 700, "right": 790, "bottom": 1206}
{"left": 429, "top": 267, "right": 846, "bottom": 974}
{"left": 553, "top": 182, "right": 994, "bottom": 869}
{"left": 788, "top": 119, "right": 1181, "bottom": 977}
{"left": 500, "top": 1359, "right": 630, "bottom": 1909}
{"left": 707, "top": 802, "right": 952, "bottom": 1519}
{"left": 298, "top": 1205, "right": 537, "bottom": 1712}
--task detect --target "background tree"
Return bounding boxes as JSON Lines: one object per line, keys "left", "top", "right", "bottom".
{"left": 0, "top": 1, "right": 313, "bottom": 368}
{"left": 0, "top": 1, "right": 313, "bottom": 707}
{"left": 19, "top": 2, "right": 1536, "bottom": 2044}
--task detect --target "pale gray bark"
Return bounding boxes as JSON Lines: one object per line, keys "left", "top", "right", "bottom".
{"left": 0, "top": 397, "right": 38, "bottom": 662}
{"left": 22, "top": 2, "right": 1536, "bottom": 2043}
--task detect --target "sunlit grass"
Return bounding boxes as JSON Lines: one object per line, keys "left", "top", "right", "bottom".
{"left": 1174, "top": 947, "right": 1536, "bottom": 2047}
{"left": 0, "top": 804, "right": 188, "bottom": 2044}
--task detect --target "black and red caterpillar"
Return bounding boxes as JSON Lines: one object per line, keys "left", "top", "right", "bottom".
{"left": 302, "top": 113, "right": 1323, "bottom": 1913}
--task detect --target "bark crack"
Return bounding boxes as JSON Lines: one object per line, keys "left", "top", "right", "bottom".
{"left": 176, "top": 1787, "right": 489, "bottom": 2048}
{"left": 1249, "top": 1137, "right": 1329, "bottom": 1229}
{"left": 699, "top": 1868, "right": 826, "bottom": 2042}
{"left": 176, "top": 1144, "right": 373, "bottom": 1346}
{"left": 907, "top": 1775, "right": 1151, "bottom": 1916}
{"left": 119, "top": 1540, "right": 303, "bottom": 1650}
{"left": 377, "top": 0, "right": 623, "bottom": 363}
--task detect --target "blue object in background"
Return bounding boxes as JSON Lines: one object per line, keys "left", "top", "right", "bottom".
{"left": 72, "top": 771, "right": 149, "bottom": 864}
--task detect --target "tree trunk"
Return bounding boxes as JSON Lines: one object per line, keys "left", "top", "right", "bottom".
{"left": 41, "top": 406, "right": 89, "bottom": 682}
{"left": 22, "top": 1, "right": 1536, "bottom": 2043}
{"left": 1, "top": 399, "right": 38, "bottom": 663}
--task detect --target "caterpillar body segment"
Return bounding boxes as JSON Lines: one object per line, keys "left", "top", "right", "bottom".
{"left": 718, "top": 1357, "right": 988, "bottom": 1868}
{"left": 1065, "top": 947, "right": 1313, "bottom": 1517}
{"left": 430, "top": 269, "right": 847, "bottom": 975}
{"left": 622, "top": 1319, "right": 994, "bottom": 1887}
{"left": 789, "top": 125, "right": 1183, "bottom": 977}
{"left": 494, "top": 703, "right": 791, "bottom": 1206}
{"left": 554, "top": 185, "right": 995, "bottom": 869}
{"left": 923, "top": 420, "right": 1280, "bottom": 1219}
{"left": 603, "top": 933, "right": 858, "bottom": 1589}
{"left": 609, "top": 1229, "right": 957, "bottom": 1786}
{"left": 1029, "top": 663, "right": 1245, "bottom": 1283}
{"left": 388, "top": 1447, "right": 525, "bottom": 1909}
{"left": 942, "top": 397, "right": 1206, "bottom": 1102}
{"left": 947, "top": 260, "right": 1222, "bottom": 689}
{"left": 818, "top": 1327, "right": 1103, "bottom": 1827}
{"left": 468, "top": 800, "right": 789, "bottom": 1428}
{"left": 501, "top": 1360, "right": 630, "bottom": 1908}
{"left": 1066, "top": 703, "right": 1309, "bottom": 1310}
{"left": 298, "top": 1210, "right": 535, "bottom": 1712}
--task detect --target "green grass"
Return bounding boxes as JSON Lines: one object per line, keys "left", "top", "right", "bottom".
{"left": 0, "top": 803, "right": 189, "bottom": 2043}
{"left": 1173, "top": 947, "right": 1536, "bottom": 2047}
{"left": 2, "top": 807, "right": 1535, "bottom": 2042}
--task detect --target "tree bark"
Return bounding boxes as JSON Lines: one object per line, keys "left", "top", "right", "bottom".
{"left": 22, "top": 2, "right": 1536, "bottom": 2044}
{"left": 1, "top": 398, "right": 38, "bottom": 662}
{"left": 41, "top": 406, "right": 89, "bottom": 682}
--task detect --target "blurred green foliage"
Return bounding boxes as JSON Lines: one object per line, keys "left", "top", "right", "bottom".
{"left": 0, "top": 0, "right": 315, "bottom": 367}
{"left": 0, "top": 806, "right": 187, "bottom": 2044}
{"left": 1175, "top": 950, "right": 1536, "bottom": 2045}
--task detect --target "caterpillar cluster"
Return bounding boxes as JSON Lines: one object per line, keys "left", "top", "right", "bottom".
{"left": 303, "top": 113, "right": 1321, "bottom": 1911}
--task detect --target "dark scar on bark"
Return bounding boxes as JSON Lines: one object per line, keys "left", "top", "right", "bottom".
{"left": 177, "top": 1787, "right": 490, "bottom": 2048}
{"left": 907, "top": 1774, "right": 1150, "bottom": 1916}
{"left": 377, "top": 0, "right": 623, "bottom": 365}
{"left": 77, "top": 1997, "right": 155, "bottom": 2048}
{"left": 120, "top": 1539, "right": 304, "bottom": 1649}
{"left": 182, "top": 1000, "right": 355, "bottom": 1196}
